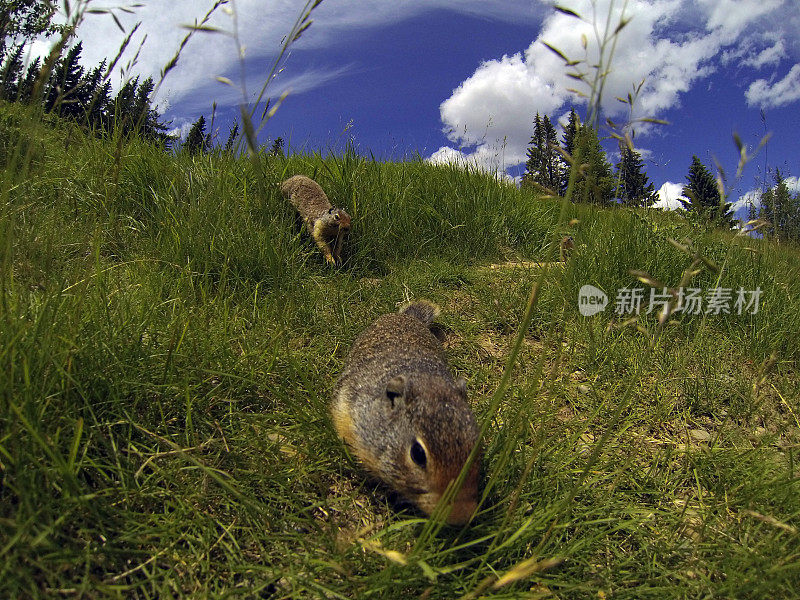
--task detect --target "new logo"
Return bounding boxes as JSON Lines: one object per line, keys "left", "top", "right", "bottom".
{"left": 578, "top": 285, "right": 608, "bottom": 316}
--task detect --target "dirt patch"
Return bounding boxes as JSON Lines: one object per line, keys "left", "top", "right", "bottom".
{"left": 478, "top": 260, "right": 566, "bottom": 271}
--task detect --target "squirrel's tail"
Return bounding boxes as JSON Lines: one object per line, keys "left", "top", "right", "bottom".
{"left": 400, "top": 300, "right": 440, "bottom": 326}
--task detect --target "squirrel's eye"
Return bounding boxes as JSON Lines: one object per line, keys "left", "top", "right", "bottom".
{"left": 410, "top": 440, "right": 427, "bottom": 468}
{"left": 334, "top": 213, "right": 340, "bottom": 221}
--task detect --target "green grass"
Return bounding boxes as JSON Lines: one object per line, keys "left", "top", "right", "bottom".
{"left": 1, "top": 100, "right": 800, "bottom": 598}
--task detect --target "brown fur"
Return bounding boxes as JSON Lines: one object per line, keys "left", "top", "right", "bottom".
{"left": 560, "top": 235, "right": 575, "bottom": 262}
{"left": 332, "top": 301, "right": 480, "bottom": 525}
{"left": 281, "top": 175, "right": 351, "bottom": 265}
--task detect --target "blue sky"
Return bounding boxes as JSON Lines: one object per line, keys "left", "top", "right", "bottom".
{"left": 55, "top": 0, "right": 800, "bottom": 215}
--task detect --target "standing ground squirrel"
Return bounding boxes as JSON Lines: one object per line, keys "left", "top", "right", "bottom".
{"left": 560, "top": 235, "right": 575, "bottom": 262}
{"left": 332, "top": 301, "right": 480, "bottom": 525}
{"left": 281, "top": 175, "right": 351, "bottom": 265}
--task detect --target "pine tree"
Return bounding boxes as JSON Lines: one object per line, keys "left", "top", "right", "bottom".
{"left": 110, "top": 76, "right": 139, "bottom": 135}
{"left": 44, "top": 42, "right": 86, "bottom": 118}
{"left": 759, "top": 170, "right": 800, "bottom": 241}
{"left": 17, "top": 56, "right": 39, "bottom": 103}
{"left": 562, "top": 108, "right": 579, "bottom": 157}
{"left": 523, "top": 113, "right": 545, "bottom": 188}
{"left": 0, "top": 43, "right": 24, "bottom": 100}
{"left": 540, "top": 115, "right": 565, "bottom": 192}
{"left": 789, "top": 186, "right": 800, "bottom": 242}
{"left": 78, "top": 62, "right": 101, "bottom": 111}
{"left": 131, "top": 77, "right": 151, "bottom": 125}
{"left": 224, "top": 120, "right": 239, "bottom": 153}
{"left": 573, "top": 125, "right": 615, "bottom": 205}
{"left": 523, "top": 114, "right": 565, "bottom": 193}
{"left": 771, "top": 169, "right": 790, "bottom": 240}
{"left": 183, "top": 115, "right": 209, "bottom": 155}
{"left": 270, "top": 136, "right": 284, "bottom": 156}
{"left": 560, "top": 107, "right": 580, "bottom": 195}
{"left": 680, "top": 155, "right": 733, "bottom": 227}
{"left": 615, "top": 146, "right": 657, "bottom": 207}
{"left": 132, "top": 77, "right": 166, "bottom": 141}
{"left": 759, "top": 185, "right": 775, "bottom": 236}
{"left": 81, "top": 61, "right": 110, "bottom": 129}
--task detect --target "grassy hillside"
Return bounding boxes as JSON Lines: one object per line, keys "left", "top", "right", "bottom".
{"left": 1, "top": 101, "right": 799, "bottom": 598}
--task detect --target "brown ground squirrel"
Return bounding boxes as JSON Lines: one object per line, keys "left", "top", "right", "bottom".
{"left": 560, "top": 235, "right": 575, "bottom": 262}
{"left": 332, "top": 301, "right": 480, "bottom": 525}
{"left": 281, "top": 175, "right": 351, "bottom": 265}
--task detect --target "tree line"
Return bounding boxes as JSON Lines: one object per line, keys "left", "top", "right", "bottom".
{"left": 1, "top": 40, "right": 169, "bottom": 143}
{"left": 522, "top": 109, "right": 800, "bottom": 241}
{"left": 1, "top": 1, "right": 168, "bottom": 143}
{"left": 3, "top": 3, "right": 798, "bottom": 239}
{"left": 751, "top": 170, "right": 800, "bottom": 242}
{"left": 0, "top": 2, "right": 289, "bottom": 156}
{"left": 522, "top": 108, "right": 658, "bottom": 208}
{"left": 180, "top": 112, "right": 284, "bottom": 157}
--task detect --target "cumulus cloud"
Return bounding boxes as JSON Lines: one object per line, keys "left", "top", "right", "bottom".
{"left": 427, "top": 144, "right": 517, "bottom": 180}
{"left": 439, "top": 52, "right": 566, "bottom": 167}
{"left": 427, "top": 146, "right": 467, "bottom": 165}
{"left": 653, "top": 181, "right": 686, "bottom": 210}
{"left": 732, "top": 189, "right": 762, "bottom": 214}
{"left": 745, "top": 64, "right": 800, "bottom": 108}
{"left": 654, "top": 178, "right": 800, "bottom": 221}
{"left": 432, "top": 0, "right": 795, "bottom": 175}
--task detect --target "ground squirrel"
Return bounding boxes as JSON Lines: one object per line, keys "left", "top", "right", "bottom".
{"left": 560, "top": 235, "right": 575, "bottom": 262}
{"left": 281, "top": 175, "right": 351, "bottom": 265}
{"left": 332, "top": 301, "right": 480, "bottom": 525}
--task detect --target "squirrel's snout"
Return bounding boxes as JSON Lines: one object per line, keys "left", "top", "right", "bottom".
{"left": 446, "top": 498, "right": 478, "bottom": 526}
{"left": 417, "top": 486, "right": 479, "bottom": 525}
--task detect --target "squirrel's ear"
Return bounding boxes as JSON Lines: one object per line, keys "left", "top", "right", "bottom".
{"left": 385, "top": 375, "right": 407, "bottom": 408}
{"left": 456, "top": 377, "right": 467, "bottom": 398}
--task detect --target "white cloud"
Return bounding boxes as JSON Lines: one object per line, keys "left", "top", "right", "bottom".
{"left": 433, "top": 0, "right": 795, "bottom": 171}
{"left": 745, "top": 63, "right": 800, "bottom": 108}
{"left": 732, "top": 188, "right": 762, "bottom": 214}
{"left": 428, "top": 146, "right": 467, "bottom": 165}
{"left": 653, "top": 182, "right": 686, "bottom": 210}
{"left": 439, "top": 52, "right": 566, "bottom": 166}
{"left": 21, "top": 40, "right": 51, "bottom": 67}
{"left": 172, "top": 64, "right": 355, "bottom": 115}
{"left": 698, "top": 0, "right": 784, "bottom": 41}
{"left": 166, "top": 119, "right": 195, "bottom": 142}
{"left": 427, "top": 143, "right": 516, "bottom": 180}
{"left": 722, "top": 35, "right": 785, "bottom": 70}
{"left": 734, "top": 176, "right": 800, "bottom": 213}
{"left": 65, "top": 0, "right": 542, "bottom": 107}
{"left": 743, "top": 39, "right": 786, "bottom": 69}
